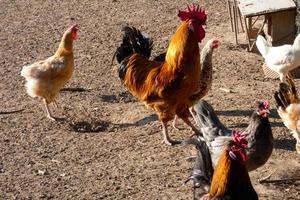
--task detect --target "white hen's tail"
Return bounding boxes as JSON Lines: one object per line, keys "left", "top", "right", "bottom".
{"left": 256, "top": 35, "right": 269, "bottom": 58}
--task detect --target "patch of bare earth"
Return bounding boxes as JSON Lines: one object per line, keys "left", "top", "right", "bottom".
{"left": 0, "top": 0, "right": 299, "bottom": 199}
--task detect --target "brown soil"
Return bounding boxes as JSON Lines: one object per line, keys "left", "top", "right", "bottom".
{"left": 0, "top": 0, "right": 299, "bottom": 199}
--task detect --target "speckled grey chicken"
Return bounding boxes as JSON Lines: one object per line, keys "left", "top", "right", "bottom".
{"left": 194, "top": 99, "right": 273, "bottom": 171}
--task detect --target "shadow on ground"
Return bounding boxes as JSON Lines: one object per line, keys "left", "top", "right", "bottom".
{"left": 216, "top": 109, "right": 280, "bottom": 119}
{"left": 100, "top": 91, "right": 137, "bottom": 103}
{"left": 68, "top": 114, "right": 158, "bottom": 133}
{"left": 274, "top": 138, "right": 296, "bottom": 151}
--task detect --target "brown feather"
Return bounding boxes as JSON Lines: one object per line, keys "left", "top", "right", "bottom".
{"left": 123, "top": 21, "right": 201, "bottom": 122}
{"left": 209, "top": 145, "right": 231, "bottom": 197}
{"left": 208, "top": 143, "right": 258, "bottom": 200}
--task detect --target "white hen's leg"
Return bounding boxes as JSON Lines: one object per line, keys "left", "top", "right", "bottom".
{"left": 161, "top": 121, "right": 181, "bottom": 145}
{"left": 189, "top": 107, "right": 199, "bottom": 126}
{"left": 279, "top": 73, "right": 286, "bottom": 82}
{"left": 43, "top": 99, "right": 56, "bottom": 121}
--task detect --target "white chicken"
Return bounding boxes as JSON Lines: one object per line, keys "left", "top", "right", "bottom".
{"left": 256, "top": 34, "right": 300, "bottom": 82}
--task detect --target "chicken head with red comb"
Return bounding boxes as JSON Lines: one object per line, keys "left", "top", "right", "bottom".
{"left": 178, "top": 4, "right": 207, "bottom": 42}
{"left": 69, "top": 24, "right": 78, "bottom": 40}
{"left": 258, "top": 100, "right": 270, "bottom": 118}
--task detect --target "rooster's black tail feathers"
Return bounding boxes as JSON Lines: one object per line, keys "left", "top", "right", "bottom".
{"left": 114, "top": 26, "right": 153, "bottom": 80}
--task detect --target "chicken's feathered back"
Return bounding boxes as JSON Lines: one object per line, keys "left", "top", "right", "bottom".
{"left": 194, "top": 99, "right": 231, "bottom": 141}
{"left": 115, "top": 26, "right": 153, "bottom": 80}
{"left": 274, "top": 76, "right": 300, "bottom": 109}
{"left": 274, "top": 76, "right": 300, "bottom": 153}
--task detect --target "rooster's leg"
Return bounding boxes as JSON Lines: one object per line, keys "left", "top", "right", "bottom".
{"left": 43, "top": 99, "right": 56, "bottom": 121}
{"left": 172, "top": 115, "right": 180, "bottom": 131}
{"left": 53, "top": 100, "right": 59, "bottom": 108}
{"left": 161, "top": 121, "right": 181, "bottom": 145}
{"left": 181, "top": 117, "right": 202, "bottom": 137}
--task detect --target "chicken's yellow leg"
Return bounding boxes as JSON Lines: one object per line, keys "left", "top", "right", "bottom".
{"left": 43, "top": 99, "right": 56, "bottom": 121}
{"left": 162, "top": 121, "right": 181, "bottom": 145}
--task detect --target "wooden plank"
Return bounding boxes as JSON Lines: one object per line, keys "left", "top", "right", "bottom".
{"left": 239, "top": 0, "right": 296, "bottom": 17}
{"left": 270, "top": 10, "right": 296, "bottom": 45}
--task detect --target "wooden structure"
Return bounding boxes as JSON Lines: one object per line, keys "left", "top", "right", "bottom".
{"left": 238, "top": 0, "right": 296, "bottom": 51}
{"left": 227, "top": 0, "right": 244, "bottom": 44}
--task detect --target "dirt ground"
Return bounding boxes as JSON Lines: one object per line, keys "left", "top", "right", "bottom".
{"left": 0, "top": 0, "right": 299, "bottom": 199}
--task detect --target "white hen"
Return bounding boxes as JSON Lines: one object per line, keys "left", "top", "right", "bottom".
{"left": 256, "top": 34, "right": 300, "bottom": 82}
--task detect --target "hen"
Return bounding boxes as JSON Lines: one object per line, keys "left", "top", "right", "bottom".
{"left": 256, "top": 34, "right": 300, "bottom": 82}
{"left": 114, "top": 4, "right": 207, "bottom": 145}
{"left": 274, "top": 76, "right": 300, "bottom": 154}
{"left": 184, "top": 132, "right": 258, "bottom": 200}
{"left": 173, "top": 38, "right": 220, "bottom": 130}
{"left": 21, "top": 25, "right": 78, "bottom": 120}
{"left": 194, "top": 99, "right": 273, "bottom": 171}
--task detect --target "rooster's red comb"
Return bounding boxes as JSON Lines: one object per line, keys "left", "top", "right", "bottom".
{"left": 178, "top": 4, "right": 207, "bottom": 24}
{"left": 229, "top": 131, "right": 248, "bottom": 164}
{"left": 232, "top": 131, "right": 248, "bottom": 148}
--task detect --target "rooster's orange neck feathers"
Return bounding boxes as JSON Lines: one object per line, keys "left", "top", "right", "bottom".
{"left": 165, "top": 21, "right": 200, "bottom": 70}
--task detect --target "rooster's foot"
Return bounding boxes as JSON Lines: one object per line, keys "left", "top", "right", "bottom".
{"left": 47, "top": 115, "right": 56, "bottom": 121}
{"left": 199, "top": 194, "right": 210, "bottom": 200}
{"left": 258, "top": 169, "right": 277, "bottom": 183}
{"left": 172, "top": 124, "right": 181, "bottom": 131}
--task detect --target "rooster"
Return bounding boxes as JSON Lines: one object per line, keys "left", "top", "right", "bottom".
{"left": 173, "top": 38, "right": 220, "bottom": 130}
{"left": 256, "top": 34, "right": 300, "bottom": 82}
{"left": 114, "top": 4, "right": 207, "bottom": 145}
{"left": 194, "top": 99, "right": 273, "bottom": 171}
{"left": 274, "top": 76, "right": 300, "bottom": 154}
{"left": 184, "top": 132, "right": 258, "bottom": 200}
{"left": 21, "top": 25, "right": 78, "bottom": 121}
